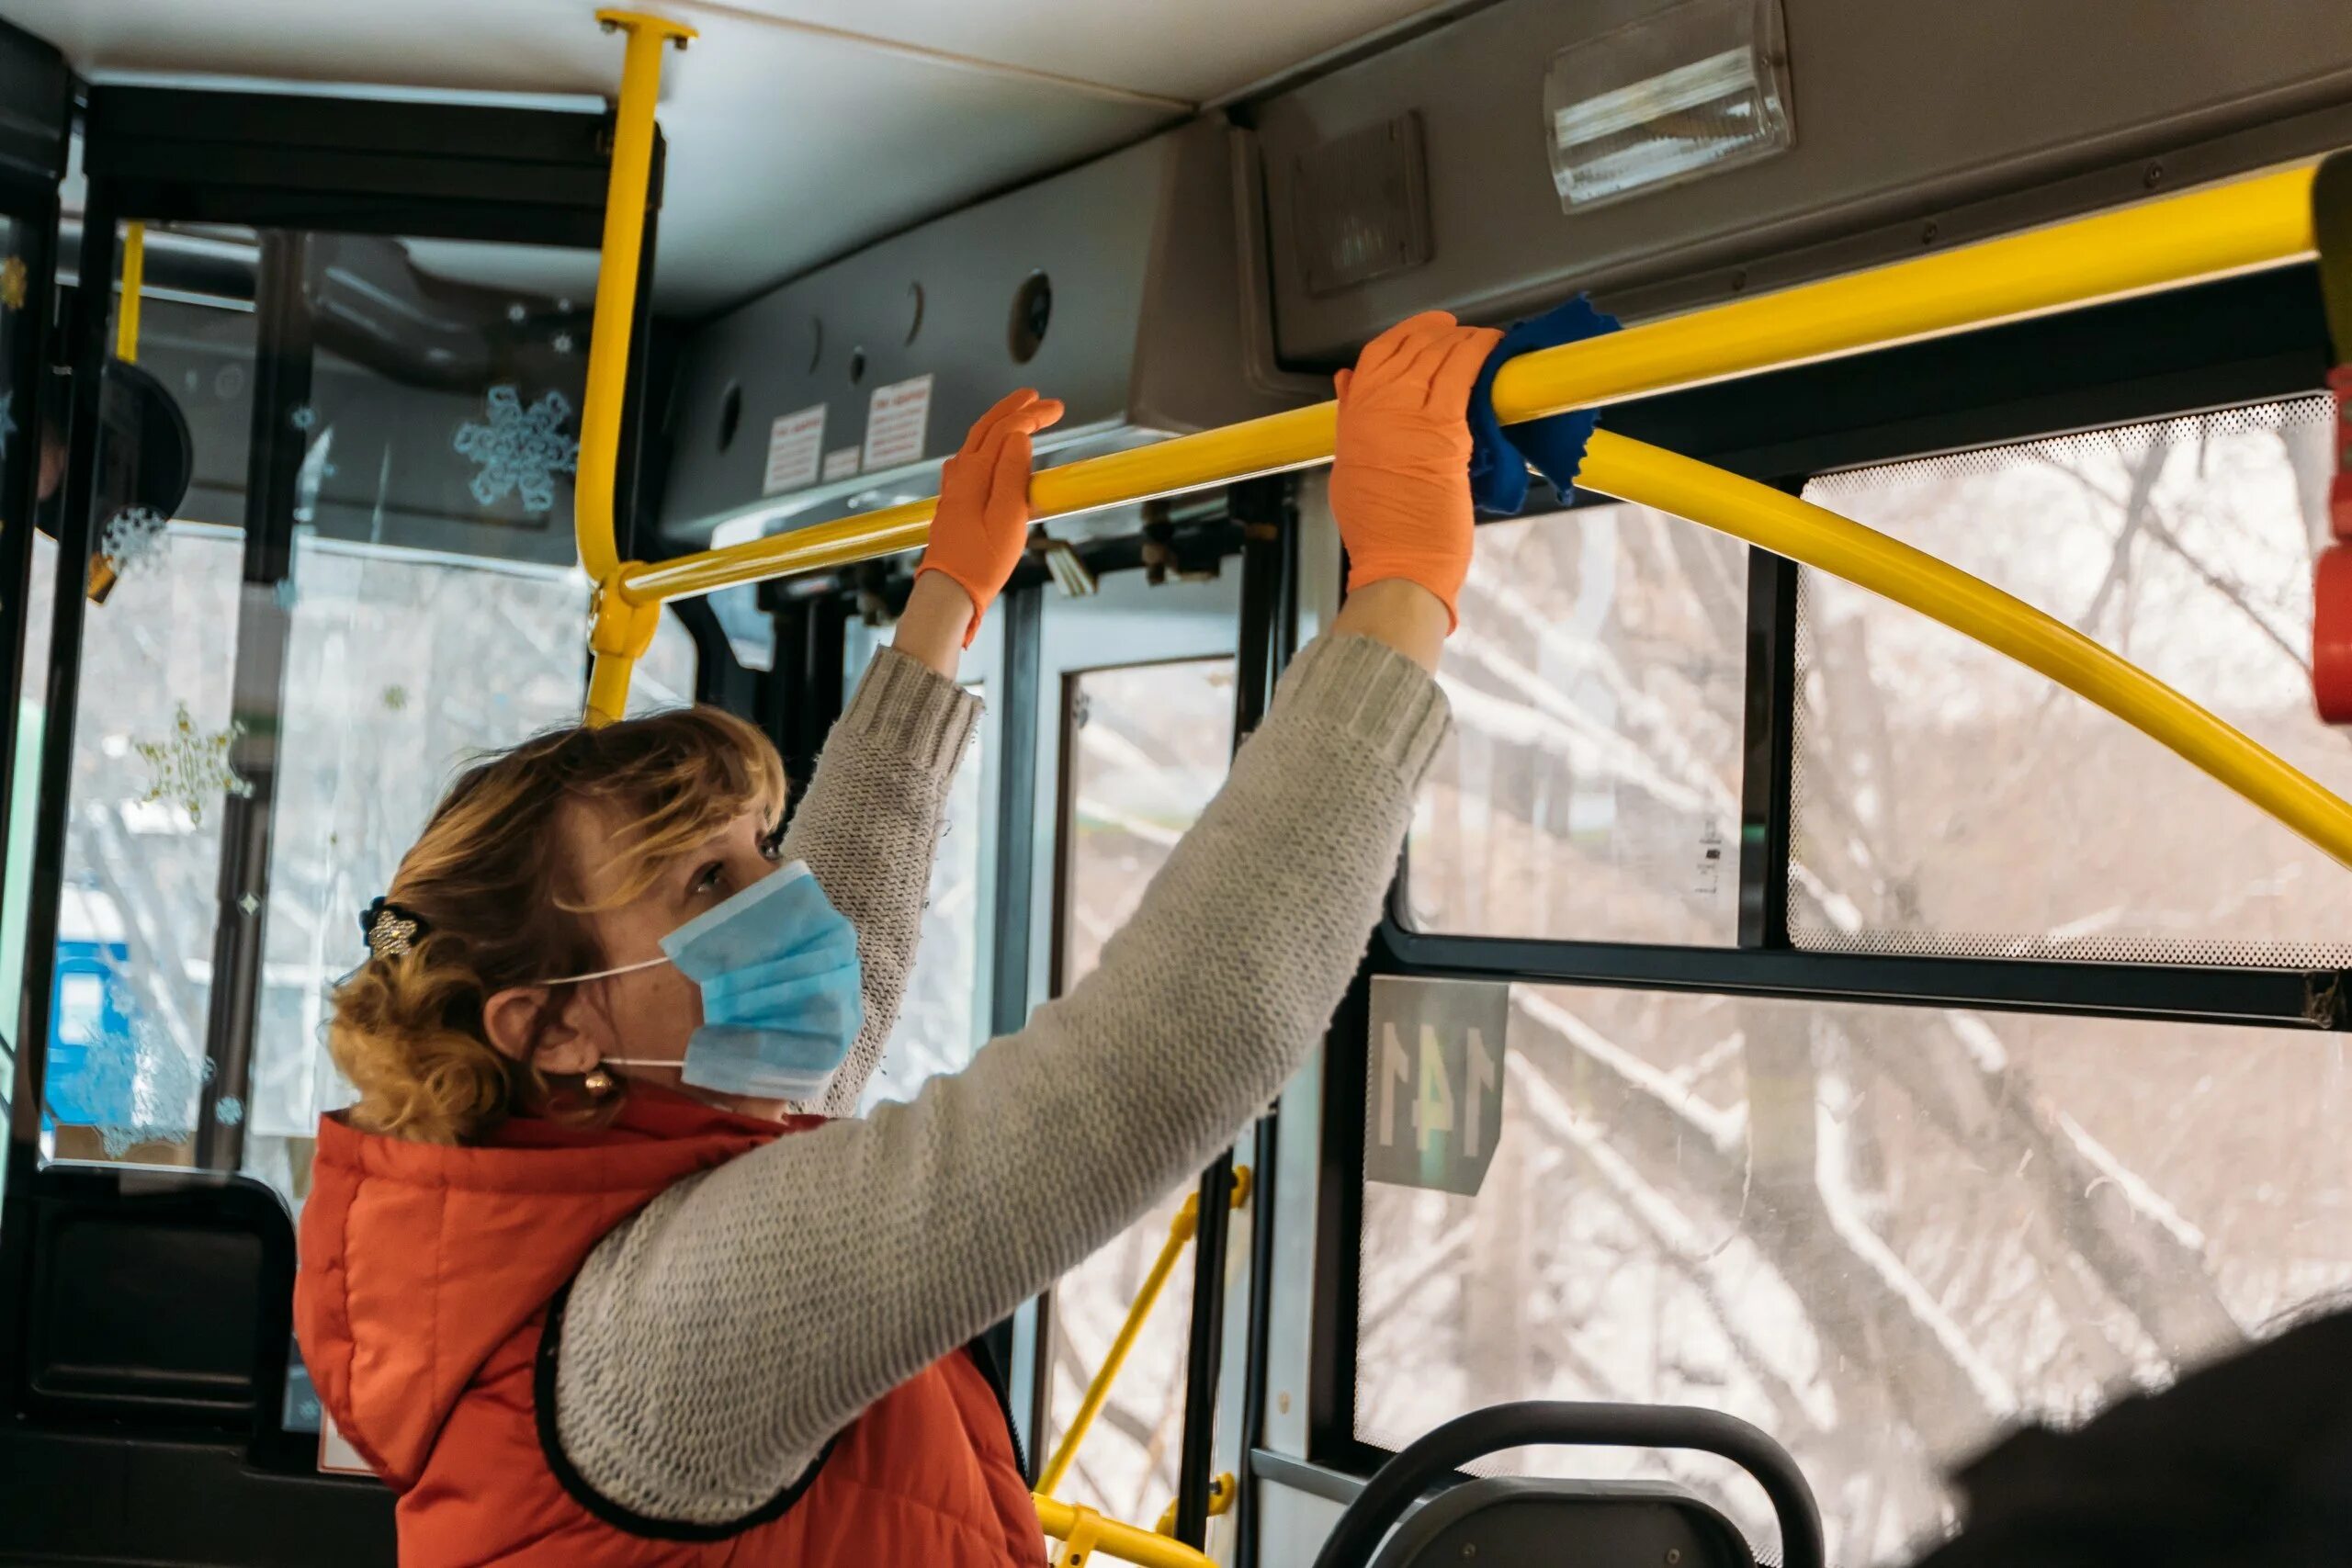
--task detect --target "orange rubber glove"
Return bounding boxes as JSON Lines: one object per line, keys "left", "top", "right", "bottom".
{"left": 915, "top": 388, "right": 1065, "bottom": 644}
{"left": 1329, "top": 310, "right": 1503, "bottom": 631}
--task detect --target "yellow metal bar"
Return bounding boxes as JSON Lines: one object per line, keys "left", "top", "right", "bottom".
{"left": 620, "top": 163, "right": 2318, "bottom": 604}
{"left": 1578, "top": 431, "right": 2352, "bottom": 870}
{"left": 1035, "top": 1196, "right": 1201, "bottom": 1499}
{"left": 1035, "top": 1496, "right": 1216, "bottom": 1568}
{"left": 115, "top": 221, "right": 144, "bottom": 365}
{"left": 580, "top": 9, "right": 694, "bottom": 587}
{"left": 577, "top": 9, "right": 694, "bottom": 723}
{"left": 1035, "top": 1167, "right": 1251, "bottom": 1499}
{"left": 1155, "top": 1472, "right": 1234, "bottom": 1538}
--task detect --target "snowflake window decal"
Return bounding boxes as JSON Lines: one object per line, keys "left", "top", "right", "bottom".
{"left": 62, "top": 1004, "right": 213, "bottom": 1159}
{"left": 133, "top": 701, "right": 254, "bottom": 825}
{"left": 100, "top": 506, "right": 170, "bottom": 578}
{"left": 453, "top": 384, "right": 580, "bottom": 516}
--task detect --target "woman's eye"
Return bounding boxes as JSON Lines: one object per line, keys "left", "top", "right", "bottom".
{"left": 690, "top": 862, "right": 726, "bottom": 897}
{"left": 759, "top": 824, "right": 786, "bottom": 862}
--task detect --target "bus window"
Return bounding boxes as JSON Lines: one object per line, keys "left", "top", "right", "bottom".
{"left": 248, "top": 534, "right": 592, "bottom": 1205}
{"left": 843, "top": 615, "right": 996, "bottom": 1109}
{"left": 1403, "top": 500, "right": 1747, "bottom": 946}
{"left": 1354, "top": 980, "right": 2352, "bottom": 1563}
{"left": 622, "top": 604, "right": 698, "bottom": 716}
{"left": 1795, "top": 397, "right": 2349, "bottom": 965}
{"left": 1045, "top": 655, "right": 1234, "bottom": 1525}
{"left": 37, "top": 515, "right": 243, "bottom": 1168}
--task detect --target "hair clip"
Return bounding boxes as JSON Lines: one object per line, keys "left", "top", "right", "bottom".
{"left": 360, "top": 896, "right": 429, "bottom": 960}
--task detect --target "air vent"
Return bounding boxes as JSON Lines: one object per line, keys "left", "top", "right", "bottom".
{"left": 1291, "top": 112, "right": 1431, "bottom": 299}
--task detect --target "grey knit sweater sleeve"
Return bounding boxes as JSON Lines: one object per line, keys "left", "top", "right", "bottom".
{"left": 553, "top": 634, "right": 1450, "bottom": 1525}
{"left": 773, "top": 648, "right": 980, "bottom": 1120}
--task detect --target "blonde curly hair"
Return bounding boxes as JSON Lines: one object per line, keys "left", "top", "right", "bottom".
{"left": 329, "top": 705, "right": 786, "bottom": 1145}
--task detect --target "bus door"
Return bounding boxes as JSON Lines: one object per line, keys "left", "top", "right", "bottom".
{"left": 0, "top": 14, "right": 69, "bottom": 1181}
{"left": 0, "top": 74, "right": 677, "bottom": 1567}
{"left": 1017, "top": 524, "right": 1250, "bottom": 1544}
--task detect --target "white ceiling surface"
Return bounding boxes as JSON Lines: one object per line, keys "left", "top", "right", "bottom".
{"left": 7, "top": 0, "right": 1445, "bottom": 312}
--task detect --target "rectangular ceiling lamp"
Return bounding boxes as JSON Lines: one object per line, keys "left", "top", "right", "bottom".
{"left": 1544, "top": 0, "right": 1794, "bottom": 211}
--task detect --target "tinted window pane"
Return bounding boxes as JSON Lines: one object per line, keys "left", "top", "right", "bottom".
{"left": 863, "top": 684, "right": 984, "bottom": 1110}
{"left": 1794, "top": 399, "right": 2350, "bottom": 965}
{"left": 1045, "top": 658, "right": 1232, "bottom": 1524}
{"left": 1406, "top": 502, "right": 1746, "bottom": 945}
{"left": 1357, "top": 982, "right": 2352, "bottom": 1563}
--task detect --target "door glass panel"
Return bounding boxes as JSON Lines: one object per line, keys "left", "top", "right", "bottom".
{"left": 1045, "top": 657, "right": 1233, "bottom": 1524}
{"left": 1356, "top": 981, "right": 2352, "bottom": 1565}
{"left": 842, "top": 616, "right": 997, "bottom": 1111}
{"left": 0, "top": 208, "right": 31, "bottom": 1138}
{"left": 35, "top": 224, "right": 600, "bottom": 1214}
{"left": 1405, "top": 502, "right": 1747, "bottom": 945}
{"left": 623, "top": 606, "right": 698, "bottom": 717}
{"left": 1793, "top": 398, "right": 2350, "bottom": 965}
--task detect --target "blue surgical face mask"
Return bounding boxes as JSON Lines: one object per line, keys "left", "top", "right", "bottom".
{"left": 557, "top": 861, "right": 865, "bottom": 1103}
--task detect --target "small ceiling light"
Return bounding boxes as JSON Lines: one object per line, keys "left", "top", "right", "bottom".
{"left": 1544, "top": 0, "right": 1793, "bottom": 212}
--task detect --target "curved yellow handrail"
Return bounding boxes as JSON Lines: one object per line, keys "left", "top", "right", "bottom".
{"left": 617, "top": 163, "right": 2317, "bottom": 605}
{"left": 577, "top": 8, "right": 695, "bottom": 726}
{"left": 578, "top": 154, "right": 2352, "bottom": 870}
{"left": 1577, "top": 433, "right": 2352, "bottom": 869}
{"left": 1034, "top": 1495, "right": 1215, "bottom": 1568}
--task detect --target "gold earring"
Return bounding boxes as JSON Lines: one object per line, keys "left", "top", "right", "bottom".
{"left": 582, "top": 1066, "right": 617, "bottom": 1099}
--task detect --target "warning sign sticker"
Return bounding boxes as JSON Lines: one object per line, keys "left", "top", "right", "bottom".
{"left": 763, "top": 404, "right": 827, "bottom": 496}
{"left": 822, "top": 446, "right": 861, "bottom": 482}
{"left": 862, "top": 374, "right": 933, "bottom": 470}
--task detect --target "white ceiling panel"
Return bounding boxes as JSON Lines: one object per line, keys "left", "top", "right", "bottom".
{"left": 0, "top": 0, "right": 1444, "bottom": 310}
{"left": 682, "top": 0, "right": 1452, "bottom": 103}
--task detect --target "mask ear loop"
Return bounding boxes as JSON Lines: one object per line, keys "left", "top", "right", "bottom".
{"left": 545, "top": 955, "right": 687, "bottom": 1076}
{"left": 537, "top": 953, "right": 670, "bottom": 987}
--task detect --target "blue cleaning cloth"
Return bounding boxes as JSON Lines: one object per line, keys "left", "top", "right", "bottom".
{"left": 1465, "top": 294, "right": 1622, "bottom": 515}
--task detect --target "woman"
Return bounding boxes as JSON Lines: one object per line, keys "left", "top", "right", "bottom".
{"left": 294, "top": 310, "right": 1500, "bottom": 1564}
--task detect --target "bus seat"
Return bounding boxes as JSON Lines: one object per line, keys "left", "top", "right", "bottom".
{"left": 1368, "top": 1477, "right": 1757, "bottom": 1568}
{"left": 0, "top": 1162, "right": 397, "bottom": 1565}
{"left": 22, "top": 1163, "right": 290, "bottom": 1427}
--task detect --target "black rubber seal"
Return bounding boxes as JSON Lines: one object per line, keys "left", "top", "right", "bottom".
{"left": 533, "top": 1279, "right": 838, "bottom": 1542}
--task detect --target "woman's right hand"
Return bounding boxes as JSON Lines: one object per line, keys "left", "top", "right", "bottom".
{"left": 1327, "top": 310, "right": 1501, "bottom": 668}
{"left": 1326, "top": 312, "right": 1505, "bottom": 639}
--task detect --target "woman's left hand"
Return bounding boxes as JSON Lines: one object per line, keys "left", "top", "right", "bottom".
{"left": 910, "top": 389, "right": 1065, "bottom": 654}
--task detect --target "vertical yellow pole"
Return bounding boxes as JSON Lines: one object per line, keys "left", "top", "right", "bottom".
{"left": 115, "top": 221, "right": 144, "bottom": 365}
{"left": 86, "top": 221, "right": 149, "bottom": 602}
{"left": 580, "top": 8, "right": 695, "bottom": 725}
{"left": 1035, "top": 1168, "right": 1250, "bottom": 1500}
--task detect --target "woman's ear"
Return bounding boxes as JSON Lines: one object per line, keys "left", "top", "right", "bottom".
{"left": 483, "top": 985, "right": 607, "bottom": 1077}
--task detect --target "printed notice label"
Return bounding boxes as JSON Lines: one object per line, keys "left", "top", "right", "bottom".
{"left": 822, "top": 446, "right": 862, "bottom": 482}
{"left": 762, "top": 404, "right": 827, "bottom": 495}
{"left": 862, "top": 373, "right": 933, "bottom": 470}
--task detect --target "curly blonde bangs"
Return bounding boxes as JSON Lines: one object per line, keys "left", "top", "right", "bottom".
{"left": 326, "top": 704, "right": 787, "bottom": 1145}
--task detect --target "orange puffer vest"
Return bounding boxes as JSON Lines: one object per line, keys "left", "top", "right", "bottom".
{"left": 295, "top": 1085, "right": 1047, "bottom": 1567}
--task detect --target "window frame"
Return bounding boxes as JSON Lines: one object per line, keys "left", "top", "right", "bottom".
{"left": 1318, "top": 257, "right": 2352, "bottom": 1475}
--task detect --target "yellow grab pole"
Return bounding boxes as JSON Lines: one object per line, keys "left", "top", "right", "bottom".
{"left": 1035, "top": 1201, "right": 1194, "bottom": 1500}
{"left": 1577, "top": 431, "right": 2352, "bottom": 870}
{"left": 1035, "top": 1166, "right": 1251, "bottom": 1500}
{"left": 578, "top": 8, "right": 695, "bottom": 725}
{"left": 115, "top": 221, "right": 144, "bottom": 365}
{"left": 1034, "top": 1496, "right": 1216, "bottom": 1568}
{"left": 620, "top": 163, "right": 2317, "bottom": 604}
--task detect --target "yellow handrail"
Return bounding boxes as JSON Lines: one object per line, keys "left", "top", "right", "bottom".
{"left": 115, "top": 221, "right": 145, "bottom": 366}
{"left": 615, "top": 162, "right": 2316, "bottom": 606}
{"left": 1035, "top": 1167, "right": 1252, "bottom": 1498}
{"left": 1578, "top": 434, "right": 2352, "bottom": 869}
{"left": 1034, "top": 1496, "right": 1215, "bottom": 1568}
{"left": 578, "top": 7, "right": 695, "bottom": 726}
